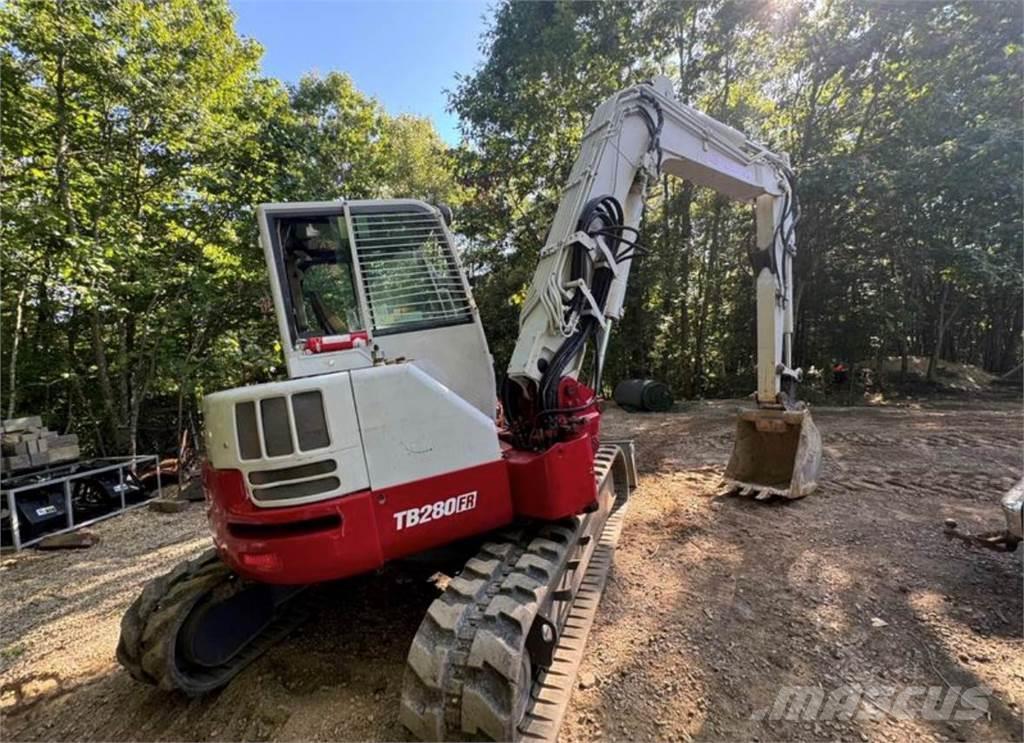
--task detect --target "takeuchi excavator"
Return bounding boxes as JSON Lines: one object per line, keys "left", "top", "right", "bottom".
{"left": 117, "top": 77, "right": 822, "bottom": 741}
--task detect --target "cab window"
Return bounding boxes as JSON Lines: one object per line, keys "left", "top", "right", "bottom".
{"left": 276, "top": 216, "right": 363, "bottom": 339}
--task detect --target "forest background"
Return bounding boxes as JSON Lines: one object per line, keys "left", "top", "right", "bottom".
{"left": 2, "top": 0, "right": 1020, "bottom": 456}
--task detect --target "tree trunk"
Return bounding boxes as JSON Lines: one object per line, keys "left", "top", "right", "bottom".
{"left": 657, "top": 176, "right": 675, "bottom": 382}
{"left": 6, "top": 287, "right": 27, "bottom": 418}
{"left": 691, "top": 200, "right": 723, "bottom": 397}
{"left": 90, "top": 307, "right": 121, "bottom": 448}
{"left": 997, "top": 292, "right": 1023, "bottom": 373}
{"left": 900, "top": 337, "right": 909, "bottom": 383}
{"left": 927, "top": 281, "right": 962, "bottom": 383}
{"left": 53, "top": 1, "right": 80, "bottom": 239}
{"left": 675, "top": 182, "right": 693, "bottom": 392}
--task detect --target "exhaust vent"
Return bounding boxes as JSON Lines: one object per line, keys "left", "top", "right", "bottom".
{"left": 236, "top": 402, "right": 261, "bottom": 461}
{"left": 292, "top": 391, "right": 330, "bottom": 450}
{"left": 260, "top": 397, "right": 293, "bottom": 457}
{"left": 249, "top": 459, "right": 337, "bottom": 486}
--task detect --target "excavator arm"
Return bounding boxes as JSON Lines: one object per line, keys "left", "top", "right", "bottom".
{"left": 506, "top": 76, "right": 821, "bottom": 498}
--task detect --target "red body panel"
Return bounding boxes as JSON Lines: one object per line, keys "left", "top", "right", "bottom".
{"left": 505, "top": 434, "right": 597, "bottom": 520}
{"left": 303, "top": 330, "right": 370, "bottom": 354}
{"left": 205, "top": 459, "right": 513, "bottom": 585}
{"left": 204, "top": 400, "right": 605, "bottom": 585}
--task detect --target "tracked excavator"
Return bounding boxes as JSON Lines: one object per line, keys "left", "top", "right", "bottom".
{"left": 117, "top": 76, "right": 821, "bottom": 740}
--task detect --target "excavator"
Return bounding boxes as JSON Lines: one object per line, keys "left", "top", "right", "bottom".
{"left": 117, "top": 76, "right": 821, "bottom": 741}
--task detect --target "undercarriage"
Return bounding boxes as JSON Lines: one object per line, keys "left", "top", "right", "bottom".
{"left": 116, "top": 550, "right": 307, "bottom": 695}
{"left": 400, "top": 444, "right": 631, "bottom": 741}
{"left": 116, "top": 443, "right": 634, "bottom": 741}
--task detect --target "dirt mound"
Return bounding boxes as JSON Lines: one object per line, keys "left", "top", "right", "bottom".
{"left": 878, "top": 356, "right": 998, "bottom": 392}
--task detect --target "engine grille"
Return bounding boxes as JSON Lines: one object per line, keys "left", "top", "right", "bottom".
{"left": 247, "top": 455, "right": 340, "bottom": 507}
{"left": 235, "top": 390, "right": 330, "bottom": 461}
{"left": 249, "top": 459, "right": 337, "bottom": 485}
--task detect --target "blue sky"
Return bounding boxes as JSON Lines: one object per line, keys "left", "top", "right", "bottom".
{"left": 230, "top": 0, "right": 494, "bottom": 145}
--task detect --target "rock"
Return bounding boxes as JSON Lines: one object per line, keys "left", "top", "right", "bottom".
{"left": 37, "top": 529, "right": 100, "bottom": 550}
{"left": 734, "top": 600, "right": 755, "bottom": 621}
{"left": 870, "top": 617, "right": 888, "bottom": 628}
{"left": 579, "top": 671, "right": 597, "bottom": 689}
{"left": 260, "top": 705, "right": 291, "bottom": 727}
{"left": 181, "top": 478, "right": 206, "bottom": 502}
{"left": 148, "top": 498, "right": 189, "bottom": 513}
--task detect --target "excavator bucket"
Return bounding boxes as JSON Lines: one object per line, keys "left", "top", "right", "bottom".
{"left": 724, "top": 408, "right": 822, "bottom": 499}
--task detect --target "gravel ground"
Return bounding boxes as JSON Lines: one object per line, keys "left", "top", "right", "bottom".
{"left": 2, "top": 397, "right": 1022, "bottom": 741}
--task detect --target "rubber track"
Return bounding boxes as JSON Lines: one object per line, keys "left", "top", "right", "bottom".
{"left": 400, "top": 444, "right": 629, "bottom": 741}
{"left": 399, "top": 528, "right": 535, "bottom": 741}
{"left": 116, "top": 548, "right": 307, "bottom": 696}
{"left": 518, "top": 489, "right": 629, "bottom": 741}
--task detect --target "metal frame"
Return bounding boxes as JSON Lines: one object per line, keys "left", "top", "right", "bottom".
{"left": 1, "top": 455, "right": 162, "bottom": 551}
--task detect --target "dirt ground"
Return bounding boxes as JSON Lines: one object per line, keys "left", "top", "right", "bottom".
{"left": 2, "top": 397, "right": 1022, "bottom": 742}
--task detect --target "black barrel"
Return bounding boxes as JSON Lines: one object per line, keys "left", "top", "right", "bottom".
{"left": 612, "top": 379, "right": 674, "bottom": 412}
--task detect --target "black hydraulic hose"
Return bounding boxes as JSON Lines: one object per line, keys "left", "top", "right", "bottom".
{"left": 537, "top": 197, "right": 624, "bottom": 408}
{"left": 528, "top": 88, "right": 666, "bottom": 434}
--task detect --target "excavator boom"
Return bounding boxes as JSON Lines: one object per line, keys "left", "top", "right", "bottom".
{"left": 506, "top": 76, "right": 821, "bottom": 498}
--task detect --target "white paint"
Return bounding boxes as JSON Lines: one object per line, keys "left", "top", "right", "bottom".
{"left": 393, "top": 491, "right": 478, "bottom": 530}
{"left": 350, "top": 363, "right": 501, "bottom": 491}
{"left": 203, "top": 371, "right": 369, "bottom": 507}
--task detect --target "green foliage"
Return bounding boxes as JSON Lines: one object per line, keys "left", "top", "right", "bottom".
{"left": 452, "top": 0, "right": 1023, "bottom": 396}
{"left": 381, "top": 114, "right": 465, "bottom": 205}
{"left": 0, "top": 0, "right": 460, "bottom": 455}
{"left": 2, "top": 0, "right": 1020, "bottom": 458}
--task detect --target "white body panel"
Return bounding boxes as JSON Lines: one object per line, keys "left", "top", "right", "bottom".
{"left": 351, "top": 364, "right": 501, "bottom": 490}
{"left": 204, "top": 373, "right": 370, "bottom": 506}
{"left": 378, "top": 323, "right": 496, "bottom": 419}
{"left": 203, "top": 363, "right": 501, "bottom": 507}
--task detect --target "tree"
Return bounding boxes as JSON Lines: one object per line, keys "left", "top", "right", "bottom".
{"left": 380, "top": 114, "right": 464, "bottom": 206}
{"left": 450, "top": 0, "right": 1022, "bottom": 395}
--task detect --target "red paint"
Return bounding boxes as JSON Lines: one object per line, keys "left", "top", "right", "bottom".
{"left": 556, "top": 377, "right": 593, "bottom": 409}
{"left": 373, "top": 460, "right": 513, "bottom": 559}
{"left": 303, "top": 330, "right": 370, "bottom": 354}
{"left": 239, "top": 552, "right": 282, "bottom": 572}
{"left": 203, "top": 459, "right": 513, "bottom": 585}
{"left": 505, "top": 433, "right": 597, "bottom": 520}
{"left": 556, "top": 378, "right": 602, "bottom": 441}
